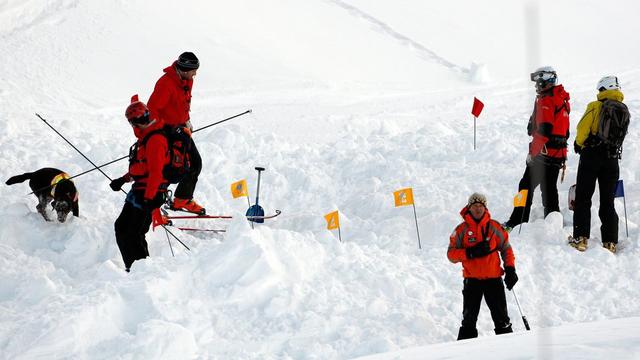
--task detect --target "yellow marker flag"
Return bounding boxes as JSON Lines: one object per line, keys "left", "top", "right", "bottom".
{"left": 231, "top": 179, "right": 248, "bottom": 198}
{"left": 324, "top": 210, "right": 340, "bottom": 230}
{"left": 394, "top": 188, "right": 415, "bottom": 207}
{"left": 514, "top": 189, "right": 528, "bottom": 207}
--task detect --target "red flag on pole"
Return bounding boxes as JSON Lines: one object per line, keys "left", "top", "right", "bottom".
{"left": 471, "top": 97, "right": 484, "bottom": 117}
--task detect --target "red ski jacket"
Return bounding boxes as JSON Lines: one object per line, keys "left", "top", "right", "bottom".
{"left": 128, "top": 119, "right": 170, "bottom": 201}
{"left": 529, "top": 85, "right": 571, "bottom": 160}
{"left": 447, "top": 206, "right": 515, "bottom": 279}
{"left": 147, "top": 61, "right": 193, "bottom": 127}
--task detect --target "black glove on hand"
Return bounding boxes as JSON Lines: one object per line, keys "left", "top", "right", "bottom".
{"left": 504, "top": 266, "right": 518, "bottom": 290}
{"left": 573, "top": 141, "right": 581, "bottom": 154}
{"left": 466, "top": 241, "right": 491, "bottom": 259}
{"left": 109, "top": 177, "right": 127, "bottom": 191}
{"left": 142, "top": 194, "right": 166, "bottom": 211}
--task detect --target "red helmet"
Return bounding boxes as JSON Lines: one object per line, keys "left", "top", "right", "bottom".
{"left": 125, "top": 94, "right": 150, "bottom": 124}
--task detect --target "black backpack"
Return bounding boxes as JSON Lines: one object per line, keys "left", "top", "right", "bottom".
{"left": 597, "top": 99, "right": 630, "bottom": 158}
{"left": 135, "top": 126, "right": 192, "bottom": 184}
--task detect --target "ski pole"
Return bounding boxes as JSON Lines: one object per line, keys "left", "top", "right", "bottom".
{"left": 192, "top": 109, "right": 252, "bottom": 134}
{"left": 36, "top": 113, "right": 115, "bottom": 183}
{"left": 35, "top": 113, "right": 189, "bottom": 251}
{"left": 29, "top": 110, "right": 252, "bottom": 193}
{"left": 511, "top": 289, "right": 531, "bottom": 330}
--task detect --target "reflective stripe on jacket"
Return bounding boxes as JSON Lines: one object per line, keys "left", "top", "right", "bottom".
{"left": 447, "top": 206, "right": 515, "bottom": 279}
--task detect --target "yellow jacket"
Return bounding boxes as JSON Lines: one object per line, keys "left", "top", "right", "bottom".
{"left": 575, "top": 89, "right": 625, "bottom": 148}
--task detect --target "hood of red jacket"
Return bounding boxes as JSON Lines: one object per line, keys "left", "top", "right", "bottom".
{"left": 551, "top": 84, "right": 570, "bottom": 106}
{"left": 163, "top": 61, "right": 193, "bottom": 88}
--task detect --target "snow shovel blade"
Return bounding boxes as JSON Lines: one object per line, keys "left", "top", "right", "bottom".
{"left": 246, "top": 204, "right": 265, "bottom": 223}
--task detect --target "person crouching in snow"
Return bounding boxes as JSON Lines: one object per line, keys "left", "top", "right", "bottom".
{"left": 111, "top": 95, "right": 170, "bottom": 272}
{"left": 448, "top": 193, "right": 518, "bottom": 340}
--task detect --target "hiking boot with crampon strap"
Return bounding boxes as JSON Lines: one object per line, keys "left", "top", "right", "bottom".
{"left": 568, "top": 236, "right": 588, "bottom": 252}
{"left": 602, "top": 242, "right": 617, "bottom": 254}
{"left": 171, "top": 198, "right": 206, "bottom": 215}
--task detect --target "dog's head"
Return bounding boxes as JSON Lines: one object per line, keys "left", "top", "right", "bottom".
{"left": 51, "top": 179, "right": 78, "bottom": 223}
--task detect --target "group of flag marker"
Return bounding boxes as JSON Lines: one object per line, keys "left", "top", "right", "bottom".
{"left": 228, "top": 98, "right": 628, "bottom": 244}
{"left": 321, "top": 180, "right": 628, "bottom": 247}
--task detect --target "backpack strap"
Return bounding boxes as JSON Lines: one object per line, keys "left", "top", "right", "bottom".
{"left": 141, "top": 128, "right": 167, "bottom": 146}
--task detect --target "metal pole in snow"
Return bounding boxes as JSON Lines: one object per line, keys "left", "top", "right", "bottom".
{"left": 623, "top": 195, "right": 629, "bottom": 238}
{"left": 247, "top": 194, "right": 254, "bottom": 230}
{"left": 511, "top": 289, "right": 531, "bottom": 330}
{"left": 338, "top": 226, "right": 342, "bottom": 242}
{"left": 473, "top": 116, "right": 477, "bottom": 150}
{"left": 412, "top": 203, "right": 422, "bottom": 249}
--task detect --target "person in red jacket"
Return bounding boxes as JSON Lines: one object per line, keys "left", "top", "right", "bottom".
{"left": 448, "top": 193, "right": 518, "bottom": 340}
{"left": 147, "top": 51, "right": 205, "bottom": 214}
{"left": 503, "top": 66, "right": 570, "bottom": 230}
{"left": 110, "top": 96, "right": 170, "bottom": 272}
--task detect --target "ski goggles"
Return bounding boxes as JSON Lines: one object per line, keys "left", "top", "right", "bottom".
{"left": 530, "top": 70, "right": 556, "bottom": 82}
{"left": 128, "top": 111, "right": 151, "bottom": 126}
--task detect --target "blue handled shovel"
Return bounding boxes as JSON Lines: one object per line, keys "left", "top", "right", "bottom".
{"left": 246, "top": 167, "right": 266, "bottom": 223}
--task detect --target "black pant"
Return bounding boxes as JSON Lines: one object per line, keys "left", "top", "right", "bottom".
{"left": 573, "top": 147, "right": 619, "bottom": 243}
{"left": 114, "top": 191, "right": 154, "bottom": 270}
{"left": 174, "top": 137, "right": 202, "bottom": 200}
{"left": 460, "top": 278, "right": 511, "bottom": 332}
{"left": 506, "top": 158, "right": 560, "bottom": 227}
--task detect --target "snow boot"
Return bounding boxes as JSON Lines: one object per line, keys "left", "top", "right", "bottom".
{"left": 171, "top": 197, "right": 205, "bottom": 215}
{"left": 457, "top": 326, "right": 478, "bottom": 340}
{"left": 494, "top": 323, "right": 513, "bottom": 335}
{"left": 501, "top": 222, "right": 513, "bottom": 233}
{"left": 602, "top": 242, "right": 617, "bottom": 254}
{"left": 568, "top": 236, "right": 588, "bottom": 252}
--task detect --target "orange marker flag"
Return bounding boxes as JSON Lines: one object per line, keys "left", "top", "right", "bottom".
{"left": 393, "top": 188, "right": 414, "bottom": 207}
{"left": 393, "top": 187, "right": 421, "bottom": 249}
{"left": 231, "top": 179, "right": 248, "bottom": 198}
{"left": 324, "top": 210, "right": 340, "bottom": 230}
{"left": 514, "top": 189, "right": 528, "bottom": 207}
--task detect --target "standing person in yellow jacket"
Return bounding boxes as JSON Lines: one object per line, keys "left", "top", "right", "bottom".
{"left": 570, "top": 76, "right": 630, "bottom": 253}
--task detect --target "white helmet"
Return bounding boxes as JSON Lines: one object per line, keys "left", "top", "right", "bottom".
{"left": 530, "top": 66, "right": 557, "bottom": 93}
{"left": 597, "top": 76, "right": 620, "bottom": 91}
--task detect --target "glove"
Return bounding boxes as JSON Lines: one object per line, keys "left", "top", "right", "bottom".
{"left": 573, "top": 141, "right": 581, "bottom": 154}
{"left": 142, "top": 193, "right": 166, "bottom": 211}
{"left": 504, "top": 266, "right": 518, "bottom": 290}
{"left": 185, "top": 119, "right": 193, "bottom": 132}
{"left": 466, "top": 241, "right": 491, "bottom": 259}
{"left": 109, "top": 177, "right": 127, "bottom": 191}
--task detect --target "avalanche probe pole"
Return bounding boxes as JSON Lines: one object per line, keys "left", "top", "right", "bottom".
{"left": 34, "top": 113, "right": 190, "bottom": 252}
{"left": 29, "top": 110, "right": 253, "bottom": 194}
{"left": 511, "top": 289, "right": 531, "bottom": 331}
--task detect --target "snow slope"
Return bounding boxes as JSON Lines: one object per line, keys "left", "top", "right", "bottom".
{"left": 1, "top": 0, "right": 640, "bottom": 359}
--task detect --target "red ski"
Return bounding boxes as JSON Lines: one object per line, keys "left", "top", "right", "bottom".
{"left": 166, "top": 209, "right": 281, "bottom": 220}
{"left": 177, "top": 227, "right": 226, "bottom": 233}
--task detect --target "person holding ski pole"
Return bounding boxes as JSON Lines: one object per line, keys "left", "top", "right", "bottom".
{"left": 448, "top": 193, "right": 518, "bottom": 340}
{"left": 570, "top": 76, "right": 629, "bottom": 253}
{"left": 503, "top": 66, "right": 570, "bottom": 231}
{"left": 147, "top": 51, "right": 205, "bottom": 215}
{"left": 110, "top": 96, "right": 170, "bottom": 272}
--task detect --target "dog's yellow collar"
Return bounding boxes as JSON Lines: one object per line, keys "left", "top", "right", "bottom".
{"left": 50, "top": 173, "right": 70, "bottom": 197}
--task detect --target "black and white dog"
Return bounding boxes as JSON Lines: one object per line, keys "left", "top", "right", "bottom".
{"left": 6, "top": 167, "right": 79, "bottom": 222}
